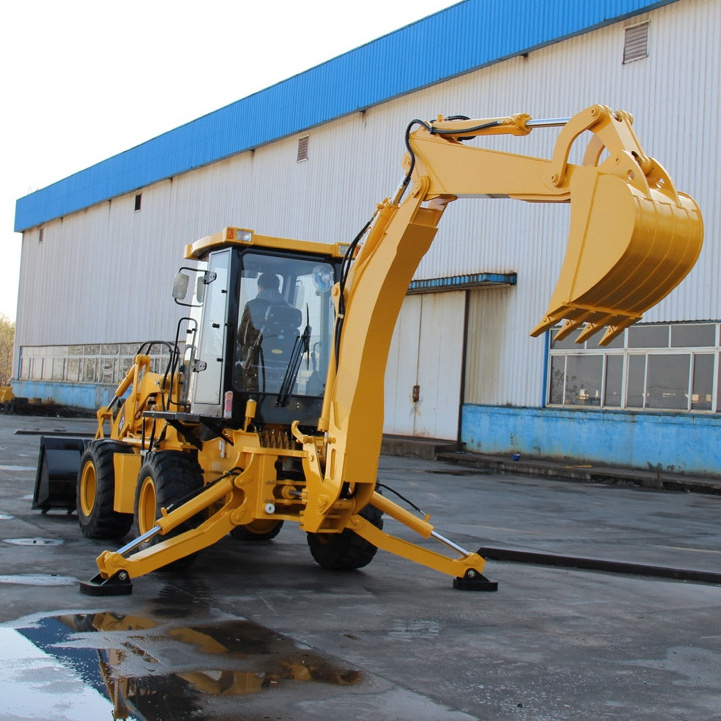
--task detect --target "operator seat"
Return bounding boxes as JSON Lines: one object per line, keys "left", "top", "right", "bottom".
{"left": 259, "top": 304, "right": 303, "bottom": 392}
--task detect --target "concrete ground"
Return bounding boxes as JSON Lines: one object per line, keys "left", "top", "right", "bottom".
{"left": 0, "top": 413, "right": 720, "bottom": 721}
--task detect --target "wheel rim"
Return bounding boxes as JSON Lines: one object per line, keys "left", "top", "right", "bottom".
{"left": 79, "top": 461, "right": 97, "bottom": 517}
{"left": 245, "top": 519, "right": 278, "bottom": 535}
{"left": 313, "top": 533, "right": 333, "bottom": 546}
{"left": 137, "top": 476, "right": 157, "bottom": 534}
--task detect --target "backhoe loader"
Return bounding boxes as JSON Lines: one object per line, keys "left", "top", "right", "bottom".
{"left": 32, "top": 105, "right": 703, "bottom": 595}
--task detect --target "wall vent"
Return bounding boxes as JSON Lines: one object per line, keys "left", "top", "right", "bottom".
{"left": 297, "top": 136, "right": 309, "bottom": 162}
{"left": 623, "top": 22, "right": 649, "bottom": 64}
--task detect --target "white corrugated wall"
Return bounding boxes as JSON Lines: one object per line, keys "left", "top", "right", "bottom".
{"left": 15, "top": 0, "right": 719, "bottom": 413}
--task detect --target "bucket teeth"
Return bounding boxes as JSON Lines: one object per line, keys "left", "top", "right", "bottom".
{"left": 530, "top": 310, "right": 567, "bottom": 338}
{"left": 597, "top": 317, "right": 638, "bottom": 346}
{"left": 552, "top": 318, "right": 585, "bottom": 343}
{"left": 574, "top": 312, "right": 637, "bottom": 344}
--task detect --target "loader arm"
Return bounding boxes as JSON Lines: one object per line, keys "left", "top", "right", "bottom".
{"left": 299, "top": 104, "right": 703, "bottom": 532}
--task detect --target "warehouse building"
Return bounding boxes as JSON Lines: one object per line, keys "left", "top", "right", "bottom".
{"left": 12, "top": 0, "right": 721, "bottom": 475}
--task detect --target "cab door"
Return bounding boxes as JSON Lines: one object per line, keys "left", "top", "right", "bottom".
{"left": 191, "top": 250, "right": 230, "bottom": 415}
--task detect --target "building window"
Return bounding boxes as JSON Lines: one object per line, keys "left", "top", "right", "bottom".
{"left": 547, "top": 322, "right": 719, "bottom": 412}
{"left": 297, "top": 136, "right": 309, "bottom": 162}
{"left": 38, "top": 228, "right": 44, "bottom": 243}
{"left": 623, "top": 22, "right": 649, "bottom": 64}
{"left": 134, "top": 193, "right": 142, "bottom": 211}
{"left": 18, "top": 343, "right": 172, "bottom": 385}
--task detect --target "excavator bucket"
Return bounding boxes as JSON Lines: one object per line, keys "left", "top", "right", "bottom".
{"left": 532, "top": 162, "right": 703, "bottom": 345}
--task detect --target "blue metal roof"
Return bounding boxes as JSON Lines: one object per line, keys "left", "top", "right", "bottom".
{"left": 14, "top": 0, "right": 677, "bottom": 232}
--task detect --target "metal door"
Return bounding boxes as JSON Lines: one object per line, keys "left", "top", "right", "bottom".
{"left": 384, "top": 291, "right": 466, "bottom": 439}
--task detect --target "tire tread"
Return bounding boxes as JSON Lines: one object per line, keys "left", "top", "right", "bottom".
{"left": 77, "top": 441, "right": 133, "bottom": 540}
{"left": 307, "top": 504, "right": 383, "bottom": 571}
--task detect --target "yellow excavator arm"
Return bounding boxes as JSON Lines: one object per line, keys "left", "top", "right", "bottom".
{"left": 301, "top": 104, "right": 703, "bottom": 532}
{"left": 391, "top": 104, "right": 703, "bottom": 345}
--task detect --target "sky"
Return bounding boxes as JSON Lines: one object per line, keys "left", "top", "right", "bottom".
{"left": 0, "top": 0, "right": 460, "bottom": 322}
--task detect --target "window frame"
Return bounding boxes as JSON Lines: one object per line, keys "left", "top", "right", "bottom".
{"left": 546, "top": 322, "right": 720, "bottom": 413}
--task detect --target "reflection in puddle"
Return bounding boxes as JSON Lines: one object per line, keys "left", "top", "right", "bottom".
{"left": 2, "top": 611, "right": 363, "bottom": 720}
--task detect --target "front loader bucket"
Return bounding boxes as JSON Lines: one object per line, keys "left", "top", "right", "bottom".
{"left": 532, "top": 163, "right": 703, "bottom": 345}
{"left": 32, "top": 436, "right": 89, "bottom": 512}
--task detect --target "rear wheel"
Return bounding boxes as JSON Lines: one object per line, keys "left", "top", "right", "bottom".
{"left": 230, "top": 519, "right": 284, "bottom": 541}
{"left": 77, "top": 441, "right": 134, "bottom": 539}
{"left": 134, "top": 451, "right": 204, "bottom": 568}
{"left": 307, "top": 503, "right": 383, "bottom": 571}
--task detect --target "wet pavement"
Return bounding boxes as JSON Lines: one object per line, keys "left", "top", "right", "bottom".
{"left": 0, "top": 414, "right": 720, "bottom": 720}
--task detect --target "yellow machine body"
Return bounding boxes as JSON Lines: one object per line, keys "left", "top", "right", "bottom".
{"left": 67, "top": 105, "right": 701, "bottom": 594}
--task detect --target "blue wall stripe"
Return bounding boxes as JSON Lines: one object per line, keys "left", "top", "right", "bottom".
{"left": 14, "top": 0, "right": 678, "bottom": 232}
{"left": 13, "top": 380, "right": 119, "bottom": 412}
{"left": 462, "top": 404, "right": 721, "bottom": 477}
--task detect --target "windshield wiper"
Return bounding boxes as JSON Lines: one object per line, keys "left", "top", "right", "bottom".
{"left": 276, "top": 315, "right": 311, "bottom": 407}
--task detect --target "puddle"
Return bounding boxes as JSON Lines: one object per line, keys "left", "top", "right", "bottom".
{"left": 0, "top": 513, "right": 13, "bottom": 520}
{"left": 2, "top": 537, "right": 64, "bottom": 546}
{"left": 1, "top": 612, "right": 363, "bottom": 720}
{"left": 0, "top": 464, "right": 36, "bottom": 472}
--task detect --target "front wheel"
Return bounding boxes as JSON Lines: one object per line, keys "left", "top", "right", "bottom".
{"left": 77, "top": 441, "right": 134, "bottom": 539}
{"left": 134, "top": 451, "right": 204, "bottom": 569}
{"left": 307, "top": 503, "right": 383, "bottom": 571}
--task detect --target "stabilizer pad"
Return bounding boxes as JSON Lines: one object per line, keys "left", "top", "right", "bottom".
{"left": 79, "top": 571, "right": 133, "bottom": 596}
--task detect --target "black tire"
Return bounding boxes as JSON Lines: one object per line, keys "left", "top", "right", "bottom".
{"left": 307, "top": 503, "right": 383, "bottom": 571}
{"left": 230, "top": 519, "right": 284, "bottom": 542}
{"left": 76, "top": 441, "right": 134, "bottom": 539}
{"left": 133, "top": 451, "right": 204, "bottom": 569}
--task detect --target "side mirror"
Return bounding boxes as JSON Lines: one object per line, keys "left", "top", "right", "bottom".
{"left": 174, "top": 267, "right": 215, "bottom": 306}
{"left": 196, "top": 276, "right": 206, "bottom": 304}
{"left": 195, "top": 270, "right": 217, "bottom": 304}
{"left": 172, "top": 272, "right": 190, "bottom": 300}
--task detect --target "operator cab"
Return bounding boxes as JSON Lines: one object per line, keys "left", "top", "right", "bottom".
{"left": 174, "top": 228, "right": 345, "bottom": 430}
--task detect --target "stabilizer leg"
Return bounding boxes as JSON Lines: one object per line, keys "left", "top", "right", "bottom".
{"left": 350, "top": 512, "right": 498, "bottom": 591}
